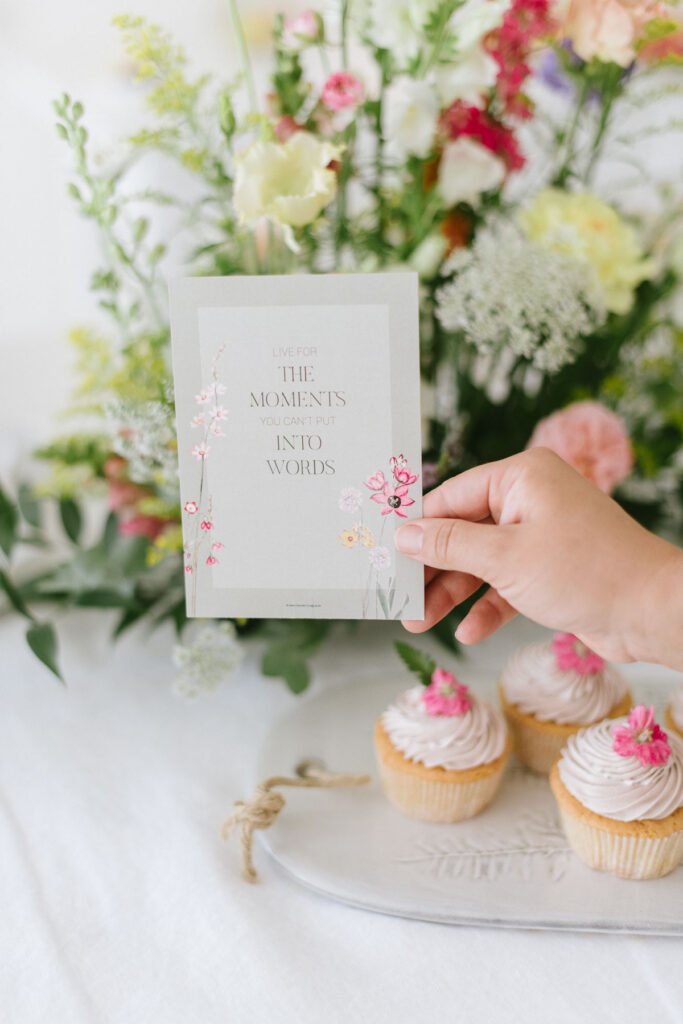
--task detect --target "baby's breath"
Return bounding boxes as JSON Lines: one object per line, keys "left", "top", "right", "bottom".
{"left": 173, "top": 621, "right": 243, "bottom": 698}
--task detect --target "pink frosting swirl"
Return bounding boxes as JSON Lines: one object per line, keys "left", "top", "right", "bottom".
{"left": 558, "top": 718, "right": 683, "bottom": 821}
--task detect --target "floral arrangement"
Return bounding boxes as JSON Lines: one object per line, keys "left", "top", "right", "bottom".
{"left": 2, "top": 0, "right": 683, "bottom": 691}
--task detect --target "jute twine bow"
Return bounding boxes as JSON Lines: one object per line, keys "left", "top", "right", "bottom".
{"left": 221, "top": 760, "right": 370, "bottom": 883}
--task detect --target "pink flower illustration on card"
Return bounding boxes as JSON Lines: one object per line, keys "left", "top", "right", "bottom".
{"left": 371, "top": 483, "right": 415, "bottom": 518}
{"left": 192, "top": 443, "right": 211, "bottom": 461}
{"left": 200, "top": 520, "right": 213, "bottom": 531}
{"left": 184, "top": 500, "right": 199, "bottom": 514}
{"left": 206, "top": 554, "right": 218, "bottom": 566}
{"left": 364, "top": 470, "right": 386, "bottom": 491}
{"left": 338, "top": 453, "right": 419, "bottom": 619}
{"left": 613, "top": 706, "right": 671, "bottom": 766}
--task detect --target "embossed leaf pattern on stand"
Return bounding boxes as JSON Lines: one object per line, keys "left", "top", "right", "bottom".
{"left": 396, "top": 811, "right": 572, "bottom": 882}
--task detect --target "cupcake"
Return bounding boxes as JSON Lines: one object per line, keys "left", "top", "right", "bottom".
{"left": 499, "top": 632, "right": 632, "bottom": 774}
{"left": 665, "top": 687, "right": 683, "bottom": 740}
{"left": 550, "top": 706, "right": 683, "bottom": 880}
{"left": 375, "top": 656, "right": 511, "bottom": 823}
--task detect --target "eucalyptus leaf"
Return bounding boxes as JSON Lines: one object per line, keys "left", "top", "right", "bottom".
{"left": 0, "top": 569, "right": 33, "bottom": 620}
{"left": 26, "top": 622, "right": 64, "bottom": 683}
{"left": 17, "top": 484, "right": 41, "bottom": 529}
{"left": 59, "top": 498, "right": 82, "bottom": 544}
{"left": 0, "top": 487, "right": 19, "bottom": 559}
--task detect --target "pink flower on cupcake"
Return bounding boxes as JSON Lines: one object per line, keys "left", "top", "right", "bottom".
{"left": 552, "top": 633, "right": 605, "bottom": 675}
{"left": 321, "top": 72, "right": 365, "bottom": 112}
{"left": 527, "top": 401, "right": 633, "bottom": 494}
{"left": 423, "top": 668, "right": 472, "bottom": 717}
{"left": 613, "top": 705, "right": 671, "bottom": 766}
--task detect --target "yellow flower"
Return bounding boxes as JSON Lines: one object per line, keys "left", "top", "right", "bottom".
{"left": 339, "top": 528, "right": 358, "bottom": 548}
{"left": 358, "top": 525, "right": 375, "bottom": 548}
{"left": 519, "top": 190, "right": 655, "bottom": 315}
{"left": 234, "top": 133, "right": 341, "bottom": 237}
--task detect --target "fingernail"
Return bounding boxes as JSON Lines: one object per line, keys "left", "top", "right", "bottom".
{"left": 395, "top": 523, "right": 423, "bottom": 555}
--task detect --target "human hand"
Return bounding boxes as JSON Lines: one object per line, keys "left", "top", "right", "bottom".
{"left": 395, "top": 449, "right": 683, "bottom": 669}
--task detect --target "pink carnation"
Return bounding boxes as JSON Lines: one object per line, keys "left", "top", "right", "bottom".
{"left": 527, "top": 401, "right": 633, "bottom": 494}
{"left": 118, "top": 514, "right": 166, "bottom": 541}
{"left": 321, "top": 72, "right": 365, "bottom": 112}
{"left": 612, "top": 705, "right": 671, "bottom": 766}
{"left": 423, "top": 668, "right": 472, "bottom": 717}
{"left": 552, "top": 633, "right": 605, "bottom": 675}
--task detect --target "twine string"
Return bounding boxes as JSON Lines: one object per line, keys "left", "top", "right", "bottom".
{"left": 221, "top": 764, "right": 370, "bottom": 883}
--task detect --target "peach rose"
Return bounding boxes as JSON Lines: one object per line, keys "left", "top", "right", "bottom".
{"left": 527, "top": 401, "right": 633, "bottom": 494}
{"left": 562, "top": 0, "right": 664, "bottom": 67}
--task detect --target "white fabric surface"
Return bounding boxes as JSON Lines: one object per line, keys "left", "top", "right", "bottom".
{"left": 2, "top": 612, "right": 683, "bottom": 1024}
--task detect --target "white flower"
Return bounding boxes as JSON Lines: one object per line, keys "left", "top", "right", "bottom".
{"left": 367, "top": 0, "right": 440, "bottom": 65}
{"left": 234, "top": 133, "right": 341, "bottom": 238}
{"left": 338, "top": 486, "right": 362, "bottom": 513}
{"left": 368, "top": 546, "right": 391, "bottom": 570}
{"left": 173, "top": 622, "right": 243, "bottom": 699}
{"left": 436, "top": 220, "right": 606, "bottom": 374}
{"left": 449, "top": 0, "right": 511, "bottom": 51}
{"left": 436, "top": 46, "right": 499, "bottom": 107}
{"left": 383, "top": 77, "right": 439, "bottom": 159}
{"left": 437, "top": 138, "right": 506, "bottom": 207}
{"left": 410, "top": 233, "right": 448, "bottom": 278}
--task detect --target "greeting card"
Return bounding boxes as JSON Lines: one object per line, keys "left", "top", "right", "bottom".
{"left": 169, "top": 273, "right": 424, "bottom": 620}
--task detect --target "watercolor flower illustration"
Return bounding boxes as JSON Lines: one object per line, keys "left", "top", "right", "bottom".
{"left": 423, "top": 668, "right": 472, "bottom": 717}
{"left": 552, "top": 632, "right": 605, "bottom": 675}
{"left": 371, "top": 483, "right": 416, "bottom": 518}
{"left": 612, "top": 705, "right": 671, "bottom": 766}
{"left": 338, "top": 487, "right": 362, "bottom": 513}
{"left": 364, "top": 470, "right": 386, "bottom": 491}
{"left": 337, "top": 453, "right": 419, "bottom": 618}
{"left": 184, "top": 345, "right": 227, "bottom": 612}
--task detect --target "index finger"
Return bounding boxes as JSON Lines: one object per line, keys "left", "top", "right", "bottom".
{"left": 423, "top": 455, "right": 518, "bottom": 523}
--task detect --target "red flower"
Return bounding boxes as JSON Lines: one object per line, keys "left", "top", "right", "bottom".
{"left": 440, "top": 102, "right": 526, "bottom": 171}
{"left": 486, "top": 0, "right": 556, "bottom": 119}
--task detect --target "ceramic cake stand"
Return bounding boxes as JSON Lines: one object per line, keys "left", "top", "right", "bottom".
{"left": 255, "top": 671, "right": 683, "bottom": 934}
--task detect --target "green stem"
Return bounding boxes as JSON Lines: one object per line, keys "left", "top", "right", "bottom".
{"left": 227, "top": 0, "right": 258, "bottom": 114}
{"left": 553, "top": 76, "right": 590, "bottom": 187}
{"left": 340, "top": 0, "right": 350, "bottom": 67}
{"left": 584, "top": 84, "right": 618, "bottom": 185}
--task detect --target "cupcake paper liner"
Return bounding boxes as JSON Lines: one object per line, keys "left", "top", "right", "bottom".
{"left": 499, "top": 685, "right": 632, "bottom": 775}
{"left": 374, "top": 721, "right": 511, "bottom": 824}
{"left": 550, "top": 763, "right": 683, "bottom": 880}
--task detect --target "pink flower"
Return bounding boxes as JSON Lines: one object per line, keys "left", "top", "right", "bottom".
{"left": 183, "top": 500, "right": 199, "bottom": 515}
{"left": 211, "top": 541, "right": 225, "bottom": 551}
{"left": 107, "top": 479, "right": 148, "bottom": 512}
{"left": 282, "top": 10, "right": 322, "bottom": 50}
{"left": 274, "top": 116, "right": 303, "bottom": 143}
{"left": 552, "top": 633, "right": 605, "bottom": 675}
{"left": 392, "top": 463, "right": 419, "bottom": 486}
{"left": 370, "top": 483, "right": 415, "bottom": 518}
{"left": 192, "top": 443, "right": 211, "bottom": 460}
{"left": 191, "top": 414, "right": 205, "bottom": 428}
{"left": 210, "top": 423, "right": 226, "bottom": 437}
{"left": 195, "top": 390, "right": 211, "bottom": 405}
{"left": 212, "top": 405, "right": 229, "bottom": 420}
{"left": 364, "top": 470, "right": 386, "bottom": 491}
{"left": 118, "top": 514, "right": 166, "bottom": 541}
{"left": 103, "top": 455, "right": 127, "bottom": 481}
{"left": 527, "top": 401, "right": 633, "bottom": 494}
{"left": 200, "top": 520, "right": 213, "bottom": 531}
{"left": 321, "top": 72, "right": 365, "bottom": 112}
{"left": 184, "top": 565, "right": 193, "bottom": 574}
{"left": 613, "top": 706, "right": 671, "bottom": 766}
{"left": 561, "top": 0, "right": 664, "bottom": 68}
{"left": 422, "top": 668, "right": 472, "bottom": 717}
{"left": 206, "top": 554, "right": 219, "bottom": 566}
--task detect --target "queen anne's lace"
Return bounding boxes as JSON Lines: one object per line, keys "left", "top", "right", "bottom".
{"left": 436, "top": 221, "right": 606, "bottom": 373}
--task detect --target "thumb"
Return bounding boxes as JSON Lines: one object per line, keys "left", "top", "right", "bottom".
{"left": 395, "top": 518, "right": 508, "bottom": 580}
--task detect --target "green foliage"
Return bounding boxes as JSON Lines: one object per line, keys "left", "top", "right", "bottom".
{"left": 0, "top": 486, "right": 19, "bottom": 559}
{"left": 260, "top": 619, "right": 332, "bottom": 693}
{"left": 394, "top": 641, "right": 437, "bottom": 686}
{"left": 272, "top": 16, "right": 310, "bottom": 118}
{"left": 26, "top": 622, "right": 63, "bottom": 684}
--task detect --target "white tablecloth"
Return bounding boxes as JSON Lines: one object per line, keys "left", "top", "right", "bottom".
{"left": 2, "top": 612, "right": 683, "bottom": 1024}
